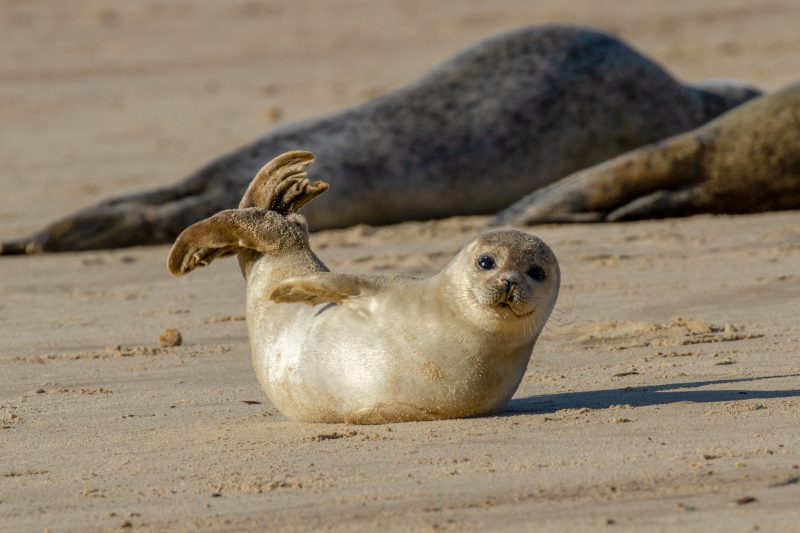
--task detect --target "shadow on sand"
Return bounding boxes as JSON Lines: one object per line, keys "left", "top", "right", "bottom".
{"left": 507, "top": 374, "right": 800, "bottom": 415}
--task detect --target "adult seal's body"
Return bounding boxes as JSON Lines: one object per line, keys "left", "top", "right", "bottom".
{"left": 167, "top": 151, "right": 560, "bottom": 424}
{"left": 2, "top": 25, "right": 758, "bottom": 254}
{"left": 491, "top": 83, "right": 800, "bottom": 226}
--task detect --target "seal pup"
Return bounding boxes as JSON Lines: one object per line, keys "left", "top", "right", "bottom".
{"left": 491, "top": 83, "right": 800, "bottom": 226}
{"left": 167, "top": 150, "right": 560, "bottom": 424}
{"left": 1, "top": 25, "right": 759, "bottom": 254}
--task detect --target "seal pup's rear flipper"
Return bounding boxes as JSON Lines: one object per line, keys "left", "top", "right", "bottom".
{"left": 167, "top": 150, "right": 331, "bottom": 276}
{"left": 167, "top": 208, "right": 308, "bottom": 276}
{"left": 239, "top": 150, "right": 328, "bottom": 214}
{"left": 490, "top": 133, "right": 707, "bottom": 226}
{"left": 269, "top": 273, "right": 391, "bottom": 306}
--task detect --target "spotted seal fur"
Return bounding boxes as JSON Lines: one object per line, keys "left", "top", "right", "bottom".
{"left": 491, "top": 83, "right": 800, "bottom": 226}
{"left": 1, "top": 25, "right": 758, "bottom": 254}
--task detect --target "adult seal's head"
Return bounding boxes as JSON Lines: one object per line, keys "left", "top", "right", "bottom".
{"left": 166, "top": 150, "right": 560, "bottom": 424}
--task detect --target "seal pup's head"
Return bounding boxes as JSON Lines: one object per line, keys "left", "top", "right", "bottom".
{"left": 442, "top": 229, "right": 560, "bottom": 338}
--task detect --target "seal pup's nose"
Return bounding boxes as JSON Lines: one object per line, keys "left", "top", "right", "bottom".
{"left": 502, "top": 278, "right": 518, "bottom": 301}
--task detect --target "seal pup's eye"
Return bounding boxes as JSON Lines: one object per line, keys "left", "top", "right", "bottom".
{"left": 527, "top": 265, "right": 546, "bottom": 281}
{"left": 477, "top": 255, "right": 496, "bottom": 270}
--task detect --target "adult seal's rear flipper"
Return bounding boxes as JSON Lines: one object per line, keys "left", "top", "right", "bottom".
{"left": 0, "top": 185, "right": 229, "bottom": 255}
{"left": 1, "top": 150, "right": 328, "bottom": 257}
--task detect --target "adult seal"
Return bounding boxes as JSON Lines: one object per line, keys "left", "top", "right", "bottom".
{"left": 1, "top": 25, "right": 758, "bottom": 255}
{"left": 167, "top": 150, "right": 560, "bottom": 424}
{"left": 491, "top": 82, "right": 800, "bottom": 226}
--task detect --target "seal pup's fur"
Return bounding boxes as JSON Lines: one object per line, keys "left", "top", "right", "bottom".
{"left": 168, "top": 150, "right": 560, "bottom": 424}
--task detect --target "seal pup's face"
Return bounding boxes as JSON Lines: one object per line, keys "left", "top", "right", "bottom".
{"left": 443, "top": 229, "right": 560, "bottom": 337}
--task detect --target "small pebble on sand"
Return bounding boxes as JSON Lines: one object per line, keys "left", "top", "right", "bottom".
{"left": 159, "top": 328, "right": 182, "bottom": 348}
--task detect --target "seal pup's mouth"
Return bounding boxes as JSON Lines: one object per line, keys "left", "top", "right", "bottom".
{"left": 497, "top": 284, "right": 535, "bottom": 318}
{"left": 497, "top": 301, "right": 535, "bottom": 318}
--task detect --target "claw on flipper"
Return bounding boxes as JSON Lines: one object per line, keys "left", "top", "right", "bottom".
{"left": 239, "top": 150, "right": 329, "bottom": 213}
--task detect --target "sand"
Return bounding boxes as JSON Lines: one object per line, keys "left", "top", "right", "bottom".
{"left": 2, "top": 1, "right": 800, "bottom": 531}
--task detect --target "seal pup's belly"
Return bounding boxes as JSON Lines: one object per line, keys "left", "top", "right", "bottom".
{"left": 250, "top": 300, "right": 531, "bottom": 423}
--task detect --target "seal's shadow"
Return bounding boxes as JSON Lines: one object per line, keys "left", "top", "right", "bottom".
{"left": 507, "top": 374, "right": 800, "bottom": 415}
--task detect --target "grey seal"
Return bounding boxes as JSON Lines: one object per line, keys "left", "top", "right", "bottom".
{"left": 168, "top": 151, "right": 560, "bottom": 424}
{"left": 490, "top": 83, "right": 800, "bottom": 225}
{"left": 1, "top": 25, "right": 758, "bottom": 254}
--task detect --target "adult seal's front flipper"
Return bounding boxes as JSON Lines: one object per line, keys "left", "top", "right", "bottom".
{"left": 492, "top": 83, "right": 800, "bottom": 226}
{"left": 491, "top": 134, "right": 706, "bottom": 226}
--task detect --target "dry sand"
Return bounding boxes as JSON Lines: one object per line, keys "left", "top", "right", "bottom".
{"left": 2, "top": 1, "right": 800, "bottom": 531}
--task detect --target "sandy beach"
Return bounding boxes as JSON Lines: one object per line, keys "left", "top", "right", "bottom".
{"left": 2, "top": 1, "right": 800, "bottom": 530}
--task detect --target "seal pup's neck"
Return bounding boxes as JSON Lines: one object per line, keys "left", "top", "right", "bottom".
{"left": 243, "top": 248, "right": 327, "bottom": 297}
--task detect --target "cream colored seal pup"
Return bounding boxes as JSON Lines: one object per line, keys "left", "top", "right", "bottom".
{"left": 168, "top": 150, "right": 560, "bottom": 424}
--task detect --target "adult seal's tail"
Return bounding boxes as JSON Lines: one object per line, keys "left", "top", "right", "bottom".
{"left": 491, "top": 83, "right": 800, "bottom": 226}
{"left": 1, "top": 25, "right": 759, "bottom": 255}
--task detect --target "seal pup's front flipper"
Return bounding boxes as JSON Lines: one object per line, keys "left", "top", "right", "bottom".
{"left": 491, "top": 133, "right": 707, "bottom": 226}
{"left": 269, "top": 273, "right": 393, "bottom": 306}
